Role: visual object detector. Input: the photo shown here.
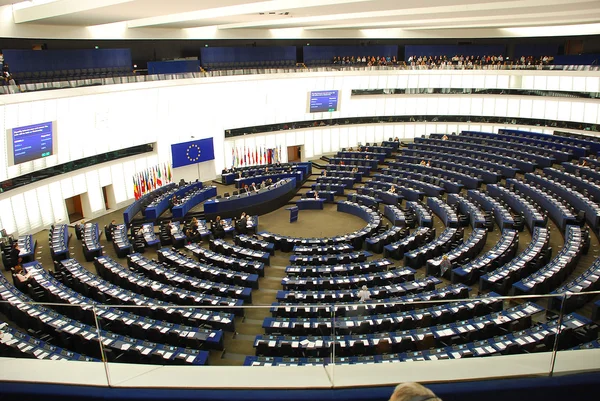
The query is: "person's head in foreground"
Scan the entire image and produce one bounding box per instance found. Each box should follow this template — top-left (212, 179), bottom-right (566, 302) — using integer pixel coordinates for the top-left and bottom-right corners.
top-left (389, 382), bottom-right (442, 401)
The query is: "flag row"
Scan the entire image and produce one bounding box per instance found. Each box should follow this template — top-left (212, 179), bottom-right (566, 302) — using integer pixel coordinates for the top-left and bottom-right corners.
top-left (133, 162), bottom-right (173, 200)
top-left (231, 145), bottom-right (282, 168)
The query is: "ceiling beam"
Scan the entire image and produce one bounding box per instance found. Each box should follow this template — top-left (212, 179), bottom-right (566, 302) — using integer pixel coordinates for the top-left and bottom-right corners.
top-left (127, 0), bottom-right (373, 29)
top-left (216, 0), bottom-right (596, 30)
top-left (13, 0), bottom-right (134, 23)
top-left (303, 8), bottom-right (600, 30)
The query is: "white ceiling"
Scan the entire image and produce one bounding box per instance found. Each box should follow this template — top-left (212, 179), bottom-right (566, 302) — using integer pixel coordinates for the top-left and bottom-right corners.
top-left (1, 0), bottom-right (600, 40)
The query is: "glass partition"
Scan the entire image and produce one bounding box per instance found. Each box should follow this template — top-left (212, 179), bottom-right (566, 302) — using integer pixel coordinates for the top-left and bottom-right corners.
top-left (1, 290), bottom-right (598, 387)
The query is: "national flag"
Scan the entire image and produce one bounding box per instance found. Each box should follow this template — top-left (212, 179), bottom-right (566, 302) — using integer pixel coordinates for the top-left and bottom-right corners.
top-left (255, 148), bottom-right (259, 165)
top-left (167, 163), bottom-right (172, 182)
top-left (157, 165), bottom-right (162, 186)
top-left (133, 176), bottom-right (138, 200)
top-left (153, 166), bottom-right (158, 187)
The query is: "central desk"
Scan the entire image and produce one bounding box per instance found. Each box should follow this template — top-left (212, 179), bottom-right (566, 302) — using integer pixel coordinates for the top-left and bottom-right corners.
top-left (296, 198), bottom-right (325, 210)
top-left (204, 178), bottom-right (297, 220)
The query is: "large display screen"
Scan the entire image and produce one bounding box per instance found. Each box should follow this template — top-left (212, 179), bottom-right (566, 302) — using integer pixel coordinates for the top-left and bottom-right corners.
top-left (8, 122), bottom-right (57, 166)
top-left (309, 90), bottom-right (339, 113)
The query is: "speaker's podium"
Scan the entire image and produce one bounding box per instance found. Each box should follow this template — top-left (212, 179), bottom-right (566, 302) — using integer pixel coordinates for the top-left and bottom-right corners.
top-left (286, 206), bottom-right (299, 223)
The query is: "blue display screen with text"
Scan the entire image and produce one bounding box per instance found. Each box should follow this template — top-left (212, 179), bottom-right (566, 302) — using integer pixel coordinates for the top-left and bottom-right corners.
top-left (309, 90), bottom-right (339, 112)
top-left (12, 122), bottom-right (54, 165)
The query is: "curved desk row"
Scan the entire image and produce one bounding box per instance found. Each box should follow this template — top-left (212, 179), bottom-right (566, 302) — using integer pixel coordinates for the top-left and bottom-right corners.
top-left (284, 259), bottom-right (394, 278)
top-left (426, 229), bottom-right (488, 277)
top-left (382, 166), bottom-right (463, 194)
top-left (276, 276), bottom-right (441, 304)
top-left (123, 183), bottom-right (176, 226)
top-left (262, 296), bottom-right (502, 336)
top-left (336, 151), bottom-right (386, 162)
top-left (222, 162), bottom-right (311, 185)
top-left (0, 273), bottom-right (209, 366)
top-left (479, 226), bottom-right (550, 294)
top-left (427, 196), bottom-right (459, 228)
top-left (281, 266), bottom-right (415, 291)
top-left (462, 131), bottom-right (574, 161)
top-left (467, 189), bottom-right (515, 230)
top-left (204, 178), bottom-right (297, 220)
top-left (58, 259), bottom-right (235, 332)
top-left (374, 172), bottom-right (444, 197)
top-left (395, 154), bottom-right (500, 184)
top-left (500, 129), bottom-right (590, 156)
top-left (526, 172), bottom-right (600, 231)
top-left (409, 140), bottom-right (536, 173)
top-left (144, 182), bottom-right (203, 220)
top-left (246, 312), bottom-right (592, 366)
top-left (446, 193), bottom-right (487, 229)
top-left (514, 225), bottom-right (587, 295)
top-left (270, 284), bottom-right (470, 318)
top-left (26, 261), bottom-right (224, 351)
top-left (487, 184), bottom-right (547, 230)
top-left (427, 134), bottom-right (554, 168)
top-left (452, 229), bottom-right (519, 285)
top-left (403, 147), bottom-right (519, 178)
top-left (171, 185), bottom-right (216, 219)
top-left (235, 171), bottom-right (304, 189)
top-left (406, 201), bottom-right (433, 228)
top-left (508, 179), bottom-right (577, 232)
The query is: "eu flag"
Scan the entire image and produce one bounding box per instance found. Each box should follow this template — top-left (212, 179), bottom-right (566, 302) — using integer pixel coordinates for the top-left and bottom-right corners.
top-left (171, 138), bottom-right (215, 168)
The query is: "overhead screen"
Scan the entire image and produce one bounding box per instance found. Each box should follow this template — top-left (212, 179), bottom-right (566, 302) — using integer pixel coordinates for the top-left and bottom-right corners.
top-left (309, 90), bottom-right (340, 113)
top-left (7, 121), bottom-right (57, 166)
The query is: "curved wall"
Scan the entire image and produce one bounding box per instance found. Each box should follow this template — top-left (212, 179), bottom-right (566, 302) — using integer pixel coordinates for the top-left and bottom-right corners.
top-left (1, 69), bottom-right (600, 235)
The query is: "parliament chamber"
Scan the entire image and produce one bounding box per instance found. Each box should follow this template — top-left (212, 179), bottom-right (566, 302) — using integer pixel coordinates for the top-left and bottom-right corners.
top-left (1, 1), bottom-right (600, 400)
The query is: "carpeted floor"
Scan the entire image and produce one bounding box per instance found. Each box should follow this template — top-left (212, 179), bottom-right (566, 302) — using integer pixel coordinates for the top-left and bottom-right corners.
top-left (2, 151), bottom-right (599, 366)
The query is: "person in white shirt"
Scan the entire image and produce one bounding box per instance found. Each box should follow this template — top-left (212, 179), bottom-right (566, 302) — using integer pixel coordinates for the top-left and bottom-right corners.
top-left (357, 285), bottom-right (370, 303)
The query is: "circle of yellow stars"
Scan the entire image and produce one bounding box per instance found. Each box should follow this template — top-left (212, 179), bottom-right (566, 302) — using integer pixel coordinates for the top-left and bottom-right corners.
top-left (186, 144), bottom-right (201, 162)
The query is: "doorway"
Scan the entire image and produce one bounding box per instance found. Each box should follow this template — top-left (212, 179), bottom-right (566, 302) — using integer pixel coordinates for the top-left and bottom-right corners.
top-left (287, 145), bottom-right (302, 163)
top-left (65, 195), bottom-right (84, 223)
top-left (102, 185), bottom-right (115, 211)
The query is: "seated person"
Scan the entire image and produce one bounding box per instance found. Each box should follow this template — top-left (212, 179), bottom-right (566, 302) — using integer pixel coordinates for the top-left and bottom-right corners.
top-left (170, 195), bottom-right (178, 207)
top-left (238, 171), bottom-right (243, 179)
top-left (394, 137), bottom-right (400, 142)
top-left (250, 182), bottom-right (259, 192)
top-left (388, 186), bottom-right (396, 194)
top-left (340, 161), bottom-right (345, 165)
top-left (420, 160), bottom-right (427, 166)
top-left (313, 191), bottom-right (320, 199)
top-left (321, 170), bottom-right (327, 177)
top-left (365, 155), bottom-right (370, 160)
top-left (351, 167), bottom-right (358, 174)
top-left (260, 180), bottom-right (267, 189)
top-left (265, 178), bottom-right (273, 186)
top-left (349, 147), bottom-right (354, 151)
top-left (14, 263), bottom-right (31, 284)
top-left (442, 134), bottom-right (449, 140)
top-left (580, 159), bottom-right (587, 167)
top-left (108, 219), bottom-right (118, 235)
top-left (426, 161), bottom-right (431, 167)
top-left (179, 178), bottom-right (186, 187)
